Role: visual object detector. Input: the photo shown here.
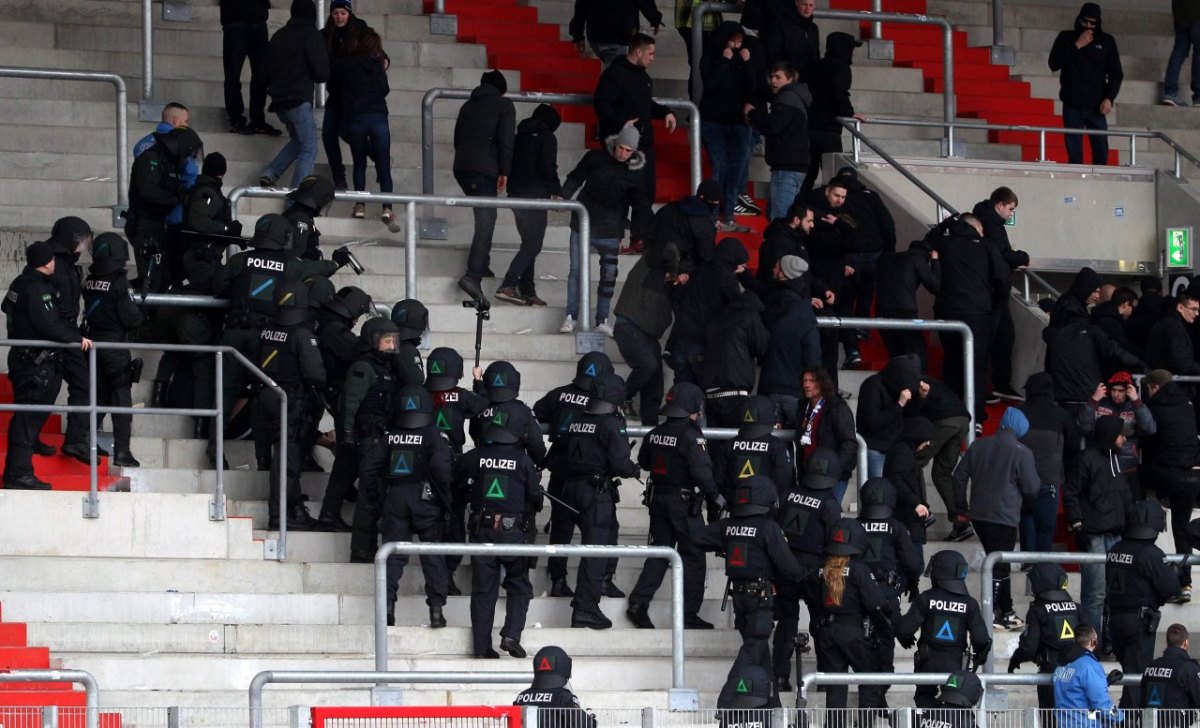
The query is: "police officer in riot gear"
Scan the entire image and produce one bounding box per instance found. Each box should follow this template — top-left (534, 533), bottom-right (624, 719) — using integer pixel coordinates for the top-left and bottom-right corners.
top-left (344, 318), bottom-right (403, 562)
top-left (897, 550), bottom-right (992, 708)
top-left (47, 216), bottom-right (99, 464)
top-left (283, 175), bottom-right (335, 260)
top-left (803, 518), bottom-right (891, 718)
top-left (536, 352), bottom-right (614, 598)
top-left (127, 126), bottom-right (203, 293)
top-left (694, 475), bottom-right (805, 678)
top-left (919, 671), bottom-right (984, 728)
top-left (1009, 563), bottom-right (1082, 710)
top-left (557, 370), bottom-right (639, 628)
top-left (857, 476), bottom-right (924, 708)
top-left (514, 646), bottom-right (597, 728)
top-left (391, 299), bottom-right (428, 388)
top-left (252, 280), bottom-right (324, 530)
top-left (715, 395), bottom-right (794, 501)
top-left (2, 241), bottom-right (93, 490)
top-left (627, 382), bottom-right (726, 630)
top-left (80, 233), bottom-right (144, 468)
top-left (470, 361), bottom-right (547, 471)
top-left (1107, 498), bottom-right (1182, 709)
top-left (772, 447), bottom-right (844, 691)
top-left (1140, 623), bottom-right (1200, 718)
top-left (459, 417), bottom-right (543, 658)
top-left (368, 384), bottom-right (454, 628)
top-left (716, 659), bottom-right (782, 728)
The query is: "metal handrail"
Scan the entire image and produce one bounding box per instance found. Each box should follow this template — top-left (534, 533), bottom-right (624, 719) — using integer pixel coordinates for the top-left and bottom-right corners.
top-left (225, 187), bottom-right (597, 333)
top-left (0, 670), bottom-right (99, 728)
top-left (691, 3), bottom-right (955, 139)
top-left (248, 671), bottom-right (530, 728)
top-left (1022, 269), bottom-right (1062, 303)
top-left (837, 119), bottom-right (960, 221)
top-left (979, 551), bottom-right (1200, 673)
top-left (421, 88), bottom-right (703, 197)
top-left (141, 0), bottom-right (153, 100)
top-left (374, 542), bottom-right (697, 709)
top-left (0, 67), bottom-right (129, 224)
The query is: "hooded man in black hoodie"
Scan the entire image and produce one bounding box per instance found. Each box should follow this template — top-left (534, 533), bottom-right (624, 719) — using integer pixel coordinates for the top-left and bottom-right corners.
top-left (1049, 2), bottom-right (1123, 164)
top-left (760, 0), bottom-right (820, 79)
top-left (703, 290), bottom-right (769, 427)
top-left (496, 104), bottom-right (562, 307)
top-left (876, 235), bottom-right (940, 370)
top-left (857, 355), bottom-right (920, 477)
top-left (260, 0), bottom-right (329, 189)
top-left (1018, 372), bottom-right (1079, 555)
top-left (802, 31), bottom-right (863, 194)
top-left (700, 23), bottom-right (757, 232)
top-left (646, 178), bottom-right (720, 276)
top-left (667, 237), bottom-right (748, 384)
top-left (971, 187), bottom-right (1029, 401)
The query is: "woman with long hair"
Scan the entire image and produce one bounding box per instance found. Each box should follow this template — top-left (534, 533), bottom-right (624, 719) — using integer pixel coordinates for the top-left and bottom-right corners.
top-left (334, 27), bottom-right (395, 225)
top-left (798, 366), bottom-right (858, 504)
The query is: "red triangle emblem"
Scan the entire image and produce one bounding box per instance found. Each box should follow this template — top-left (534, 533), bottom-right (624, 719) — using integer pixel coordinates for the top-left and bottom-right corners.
top-left (730, 545), bottom-right (746, 567)
top-left (833, 529), bottom-right (846, 543)
top-left (538, 657), bottom-right (553, 672)
top-left (652, 454), bottom-right (668, 476)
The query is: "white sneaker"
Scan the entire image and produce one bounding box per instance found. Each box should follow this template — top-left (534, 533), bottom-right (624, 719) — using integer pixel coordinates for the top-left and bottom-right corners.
top-left (596, 319), bottom-right (615, 338)
top-left (559, 315), bottom-right (577, 334)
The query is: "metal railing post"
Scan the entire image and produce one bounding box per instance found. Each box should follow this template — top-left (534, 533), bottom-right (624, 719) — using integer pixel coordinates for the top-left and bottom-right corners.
top-left (142, 0), bottom-right (153, 100)
top-left (215, 350), bottom-right (225, 512)
top-left (0, 670), bottom-right (99, 728)
top-left (421, 89), bottom-right (438, 195)
top-left (315, 0), bottom-right (326, 109)
top-left (278, 387), bottom-right (288, 560)
top-left (1039, 131), bottom-right (1047, 161)
top-left (872, 0), bottom-right (883, 38)
top-left (85, 344), bottom-right (99, 518)
top-left (41, 705), bottom-right (57, 728)
top-left (853, 119), bottom-right (862, 163)
top-left (405, 201), bottom-right (418, 300)
top-left (1129, 134), bottom-right (1137, 167)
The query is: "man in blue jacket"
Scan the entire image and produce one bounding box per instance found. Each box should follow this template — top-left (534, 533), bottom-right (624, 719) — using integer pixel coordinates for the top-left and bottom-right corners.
top-left (1054, 623), bottom-right (1123, 728)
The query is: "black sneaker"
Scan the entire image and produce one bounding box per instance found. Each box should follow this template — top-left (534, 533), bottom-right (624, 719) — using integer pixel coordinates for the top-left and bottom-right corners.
top-left (229, 117), bottom-right (249, 134)
top-left (601, 578), bottom-right (625, 598)
top-left (549, 578), bottom-right (574, 597)
top-left (249, 121), bottom-right (283, 137)
top-left (734, 194), bottom-right (761, 216)
top-left (111, 451), bottom-right (141, 468)
top-left (946, 521), bottom-right (975, 542)
top-left (61, 442), bottom-right (109, 464)
top-left (258, 175), bottom-right (276, 189)
top-left (33, 439), bottom-right (56, 457)
top-left (842, 353), bottom-right (863, 370)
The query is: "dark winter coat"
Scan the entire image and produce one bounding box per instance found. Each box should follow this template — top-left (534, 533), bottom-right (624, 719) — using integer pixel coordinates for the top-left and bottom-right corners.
top-left (1048, 3), bottom-right (1124, 110)
top-left (569, 0), bottom-right (663, 45)
top-left (876, 238), bottom-right (940, 316)
top-left (747, 81), bottom-right (811, 172)
top-left (593, 55), bottom-right (671, 143)
top-left (1045, 305), bottom-right (1142, 402)
top-left (1145, 311), bottom-right (1200, 375)
top-left (856, 357), bottom-right (920, 453)
top-left (671, 238), bottom-right (749, 346)
top-left (1064, 415), bottom-right (1132, 535)
top-left (971, 199), bottom-right (1029, 273)
top-left (1018, 371), bottom-right (1079, 486)
top-left (1143, 381), bottom-right (1200, 469)
top-left (807, 32), bottom-right (858, 134)
top-left (756, 219), bottom-right (810, 285)
top-left (930, 217), bottom-right (1008, 316)
top-left (759, 279), bottom-right (821, 398)
top-left (265, 5), bottom-right (330, 112)
top-left (561, 135), bottom-right (652, 239)
top-left (334, 52), bottom-right (389, 118)
top-left (508, 105), bottom-right (563, 199)
top-left (700, 22), bottom-right (757, 125)
top-left (760, 6), bottom-right (820, 80)
top-left (886, 417), bottom-right (935, 543)
top-left (613, 254), bottom-right (674, 339)
top-left (838, 172), bottom-right (896, 255)
top-left (1091, 301), bottom-right (1135, 357)
top-left (648, 195), bottom-right (717, 274)
top-left (917, 377), bottom-right (970, 421)
top-left (452, 83), bottom-right (516, 178)
top-left (323, 15), bottom-right (372, 104)
top-left (703, 290), bottom-right (770, 392)
top-left (808, 396), bottom-right (858, 481)
top-left (220, 0), bottom-right (269, 24)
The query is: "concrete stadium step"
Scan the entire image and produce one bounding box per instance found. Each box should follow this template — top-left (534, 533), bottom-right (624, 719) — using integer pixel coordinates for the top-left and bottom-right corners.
top-left (930, 0), bottom-right (1171, 35)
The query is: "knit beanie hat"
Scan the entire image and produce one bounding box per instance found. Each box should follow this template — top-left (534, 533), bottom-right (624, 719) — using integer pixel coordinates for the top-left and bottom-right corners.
top-left (615, 124), bottom-right (640, 150)
top-left (202, 152), bottom-right (227, 178)
top-left (480, 70), bottom-right (507, 93)
top-left (999, 407), bottom-right (1029, 438)
top-left (26, 241), bottom-right (54, 268)
top-left (331, 0), bottom-right (352, 10)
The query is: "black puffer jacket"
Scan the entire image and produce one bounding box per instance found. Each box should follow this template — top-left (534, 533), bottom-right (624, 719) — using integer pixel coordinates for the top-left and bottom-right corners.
top-left (561, 135), bottom-right (653, 239)
top-left (671, 238), bottom-right (749, 347)
top-left (1064, 414), bottom-right (1131, 535)
top-left (837, 170), bottom-right (896, 255)
top-left (703, 289), bottom-right (769, 392)
top-left (930, 217), bottom-right (1008, 316)
top-left (857, 356), bottom-right (920, 453)
top-left (971, 199), bottom-right (1029, 273)
top-left (886, 416), bottom-right (934, 543)
top-left (1145, 311), bottom-right (1200, 375)
top-left (1048, 2), bottom-right (1123, 110)
top-left (508, 105), bottom-right (562, 199)
top-left (1017, 372), bottom-right (1078, 485)
top-left (807, 32), bottom-right (857, 133)
top-left (1143, 381), bottom-right (1200, 469)
top-left (876, 238), bottom-right (940, 316)
top-left (593, 55), bottom-right (671, 142)
top-left (265, 1), bottom-right (330, 112)
top-left (760, 4), bottom-right (820, 79)
top-left (452, 82), bottom-right (516, 178)
top-left (648, 195), bottom-right (717, 274)
top-left (1090, 300), bottom-right (1135, 357)
top-left (747, 81), bottom-right (811, 172)
top-left (700, 22), bottom-right (757, 125)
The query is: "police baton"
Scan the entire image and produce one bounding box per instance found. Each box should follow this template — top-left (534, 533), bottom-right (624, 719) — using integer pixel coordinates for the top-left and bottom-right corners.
top-left (540, 487), bottom-right (580, 515)
top-left (461, 298), bottom-right (491, 369)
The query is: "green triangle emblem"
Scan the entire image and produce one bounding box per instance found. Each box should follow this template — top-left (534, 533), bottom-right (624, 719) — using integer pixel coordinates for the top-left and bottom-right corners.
top-left (736, 678), bottom-right (750, 694)
top-left (430, 361), bottom-right (443, 374)
top-left (492, 411), bottom-right (505, 426)
top-left (435, 410), bottom-right (451, 431)
top-left (485, 478), bottom-right (505, 499)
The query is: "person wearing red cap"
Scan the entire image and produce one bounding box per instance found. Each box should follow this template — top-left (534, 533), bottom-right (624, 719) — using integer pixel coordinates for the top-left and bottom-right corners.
top-left (1076, 370), bottom-right (1156, 500)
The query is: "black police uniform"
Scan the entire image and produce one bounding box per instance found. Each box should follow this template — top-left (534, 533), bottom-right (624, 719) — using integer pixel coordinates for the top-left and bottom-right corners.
top-left (897, 551), bottom-right (992, 709)
top-left (365, 386), bottom-right (454, 625)
top-left (536, 353), bottom-right (613, 593)
top-left (1010, 564), bottom-right (1081, 710)
top-left (1141, 644), bottom-right (1200, 722)
top-left (628, 382), bottom-right (724, 628)
top-left (127, 127), bottom-right (203, 293)
top-left (283, 176), bottom-right (334, 261)
top-left (514, 646), bottom-right (597, 728)
top-left (80, 234), bottom-right (144, 464)
top-left (2, 244), bottom-right (84, 488)
top-left (715, 659), bottom-right (782, 728)
top-left (460, 424), bottom-right (543, 657)
top-left (46, 217), bottom-right (94, 460)
top-left (803, 519), bottom-right (891, 715)
top-left (391, 300), bottom-right (429, 389)
top-left (252, 282), bottom-right (325, 529)
top-left (771, 447), bottom-right (843, 687)
top-left (694, 476), bottom-right (805, 678)
top-left (715, 396), bottom-right (794, 502)
top-left (1106, 501), bottom-right (1182, 709)
top-left (343, 319), bottom-right (404, 561)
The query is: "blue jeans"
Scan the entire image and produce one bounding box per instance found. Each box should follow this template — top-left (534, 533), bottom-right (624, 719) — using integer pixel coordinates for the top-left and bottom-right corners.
top-left (1019, 483), bottom-right (1060, 553)
top-left (768, 394), bottom-right (800, 428)
top-left (701, 121), bottom-right (753, 221)
top-left (1062, 104), bottom-right (1109, 165)
top-left (866, 448), bottom-right (886, 478)
top-left (263, 102), bottom-right (318, 188)
top-left (769, 169), bottom-right (805, 221)
top-left (1080, 532), bottom-right (1121, 630)
top-left (567, 232), bottom-right (619, 324)
top-left (344, 113), bottom-right (393, 199)
top-left (833, 479), bottom-right (849, 506)
top-left (1165, 23), bottom-right (1200, 100)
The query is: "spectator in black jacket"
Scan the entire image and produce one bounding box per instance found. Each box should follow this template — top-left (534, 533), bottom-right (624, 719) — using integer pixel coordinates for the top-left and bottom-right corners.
top-left (857, 355), bottom-right (919, 477)
top-left (1090, 286), bottom-right (1138, 359)
top-left (260, 0), bottom-right (329, 189)
top-left (761, 0), bottom-right (819, 80)
top-left (703, 289), bottom-right (769, 427)
top-left (613, 248), bottom-right (679, 425)
top-left (1048, 266), bottom-right (1102, 331)
top-left (885, 415), bottom-right (934, 555)
top-left (915, 376), bottom-right (971, 539)
top-left (1065, 413), bottom-right (1133, 628)
top-left (1130, 275), bottom-right (1169, 355)
top-left (667, 237), bottom-right (748, 382)
top-left (594, 34), bottom-right (677, 207)
top-left (746, 62), bottom-right (811, 220)
top-left (760, 255), bottom-right (821, 426)
top-left (646, 178), bottom-right (719, 276)
top-left (834, 167), bottom-right (896, 327)
top-left (972, 187), bottom-right (1029, 401)
top-left (802, 32), bottom-right (863, 194)
top-left (797, 366), bottom-right (858, 504)
top-left (335, 27), bottom-right (393, 224)
top-left (806, 179), bottom-right (861, 374)
top-left (570, 0), bottom-right (663, 68)
top-left (1018, 372), bottom-right (1080, 555)
top-left (876, 237), bottom-right (940, 370)
top-left (453, 70), bottom-right (516, 303)
top-left (219, 0), bottom-right (276, 135)
top-left (1145, 293), bottom-right (1200, 375)
top-left (1048, 2), bottom-right (1123, 164)
top-left (700, 22), bottom-right (757, 232)
top-left (1142, 369), bottom-right (1200, 597)
top-left (754, 202), bottom-right (814, 290)
top-left (496, 104), bottom-right (563, 307)
top-left (322, 1), bottom-right (381, 192)
top-left (1076, 370), bottom-right (1155, 499)
top-left (560, 125), bottom-right (654, 335)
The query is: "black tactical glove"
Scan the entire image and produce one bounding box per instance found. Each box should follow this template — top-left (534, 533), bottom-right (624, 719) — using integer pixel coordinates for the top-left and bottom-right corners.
top-left (341, 431), bottom-right (356, 448)
top-left (1008, 655), bottom-right (1021, 673)
top-left (226, 220), bottom-right (243, 237)
top-left (973, 645), bottom-right (990, 672)
top-left (896, 632), bottom-right (915, 650)
top-left (332, 246), bottom-right (364, 274)
top-left (1106, 669), bottom-right (1124, 686)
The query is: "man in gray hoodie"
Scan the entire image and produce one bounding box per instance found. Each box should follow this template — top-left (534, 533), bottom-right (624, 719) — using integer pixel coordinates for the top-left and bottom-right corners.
top-left (953, 407), bottom-right (1041, 630)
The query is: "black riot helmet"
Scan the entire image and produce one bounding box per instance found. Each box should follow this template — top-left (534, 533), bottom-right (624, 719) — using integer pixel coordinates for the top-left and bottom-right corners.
top-left (738, 395), bottom-right (776, 438)
top-left (309, 277), bottom-right (336, 312)
top-left (49, 216), bottom-right (94, 254)
top-left (274, 280), bottom-right (310, 327)
top-left (1028, 563), bottom-right (1072, 602)
top-left (584, 372), bottom-right (626, 415)
top-left (484, 416), bottom-right (521, 445)
top-left (286, 175), bottom-right (336, 214)
top-left (334, 286), bottom-right (374, 320)
top-left (859, 477), bottom-right (897, 519)
top-left (732, 475), bottom-right (777, 517)
top-left (154, 126), bottom-right (203, 163)
top-left (531, 646), bottom-right (573, 689)
top-left (937, 670), bottom-right (983, 708)
top-left (89, 232), bottom-right (130, 276)
top-left (249, 213), bottom-right (294, 250)
top-left (802, 447), bottom-right (841, 490)
top-left (425, 347), bottom-right (464, 392)
top-left (483, 361), bottom-right (521, 403)
top-left (1126, 498), bottom-right (1167, 540)
top-left (660, 381), bottom-right (705, 418)
top-left (360, 318), bottom-right (400, 356)
top-left (395, 385), bottom-right (433, 428)
top-left (573, 351), bottom-right (614, 390)
top-left (826, 518), bottom-right (867, 556)
top-left (926, 550), bottom-right (970, 595)
top-left (391, 299), bottom-right (429, 341)
top-left (720, 662), bottom-right (775, 709)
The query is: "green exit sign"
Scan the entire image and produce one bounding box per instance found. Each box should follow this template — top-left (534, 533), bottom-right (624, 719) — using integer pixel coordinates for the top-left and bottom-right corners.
top-left (1167, 227), bottom-right (1193, 269)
